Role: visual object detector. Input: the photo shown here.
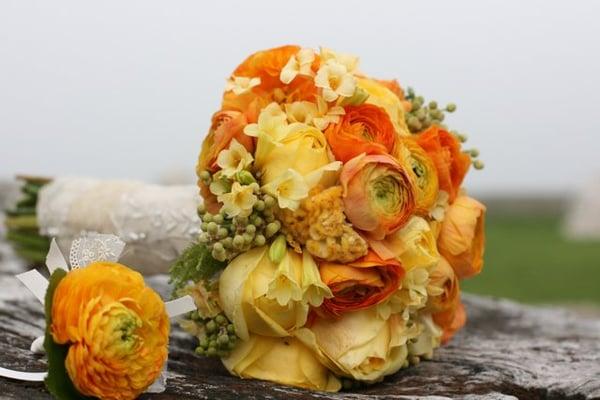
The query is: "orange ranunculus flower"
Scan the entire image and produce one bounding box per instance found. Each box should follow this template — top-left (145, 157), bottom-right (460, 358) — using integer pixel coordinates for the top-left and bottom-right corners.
top-left (222, 45), bottom-right (319, 112)
top-left (416, 125), bottom-right (471, 202)
top-left (432, 297), bottom-right (466, 344)
top-left (318, 250), bottom-right (405, 317)
top-left (325, 104), bottom-right (397, 163)
top-left (340, 153), bottom-right (416, 240)
top-left (437, 195), bottom-right (486, 279)
top-left (396, 137), bottom-right (439, 214)
top-left (51, 262), bottom-right (169, 400)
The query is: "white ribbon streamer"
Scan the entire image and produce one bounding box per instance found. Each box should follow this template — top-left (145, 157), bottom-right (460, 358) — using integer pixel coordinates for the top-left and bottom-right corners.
top-left (0, 367), bottom-right (46, 382)
top-left (15, 270), bottom-right (48, 305)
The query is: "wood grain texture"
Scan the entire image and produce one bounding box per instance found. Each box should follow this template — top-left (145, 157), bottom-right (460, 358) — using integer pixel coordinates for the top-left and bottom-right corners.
top-left (0, 240), bottom-right (598, 400)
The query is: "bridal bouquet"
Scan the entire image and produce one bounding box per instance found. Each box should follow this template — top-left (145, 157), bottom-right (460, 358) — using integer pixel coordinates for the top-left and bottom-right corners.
top-left (171, 45), bottom-right (486, 392)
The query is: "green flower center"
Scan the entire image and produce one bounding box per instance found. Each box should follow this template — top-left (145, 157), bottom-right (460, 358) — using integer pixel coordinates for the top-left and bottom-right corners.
top-left (369, 175), bottom-right (400, 211)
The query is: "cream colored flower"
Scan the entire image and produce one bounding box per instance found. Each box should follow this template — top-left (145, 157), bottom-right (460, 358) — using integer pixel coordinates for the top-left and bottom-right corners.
top-left (219, 246), bottom-right (332, 341)
top-left (280, 48), bottom-right (315, 84)
top-left (243, 102), bottom-right (288, 140)
top-left (315, 61), bottom-right (356, 102)
top-left (225, 76), bottom-right (261, 95)
top-left (222, 334), bottom-right (341, 392)
top-left (216, 139), bottom-right (254, 177)
top-left (284, 98), bottom-right (345, 131)
top-left (296, 308), bottom-right (417, 382)
top-left (312, 96), bottom-right (345, 130)
top-left (285, 101), bottom-right (319, 125)
top-left (261, 168), bottom-right (309, 210)
top-left (407, 314), bottom-right (442, 359)
top-left (378, 267), bottom-right (430, 321)
top-left (429, 190), bottom-right (450, 221)
top-left (300, 251), bottom-right (332, 307)
top-left (320, 47), bottom-right (360, 74)
top-left (217, 182), bottom-right (257, 217)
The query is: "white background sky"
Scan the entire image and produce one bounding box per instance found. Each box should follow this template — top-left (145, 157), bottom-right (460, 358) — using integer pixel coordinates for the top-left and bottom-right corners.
top-left (1, 0), bottom-right (599, 195)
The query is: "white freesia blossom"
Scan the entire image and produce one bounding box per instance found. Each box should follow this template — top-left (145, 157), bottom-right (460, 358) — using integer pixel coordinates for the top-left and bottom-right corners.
top-left (261, 168), bottom-right (309, 210)
top-left (217, 182), bottom-right (257, 217)
top-left (320, 47), bottom-right (360, 73)
top-left (243, 102), bottom-right (288, 140)
top-left (225, 76), bottom-right (261, 95)
top-left (216, 139), bottom-right (254, 177)
top-left (280, 48), bottom-right (315, 84)
top-left (315, 61), bottom-right (356, 102)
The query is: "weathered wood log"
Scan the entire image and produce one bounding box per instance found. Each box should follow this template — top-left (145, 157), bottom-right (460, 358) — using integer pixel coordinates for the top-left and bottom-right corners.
top-left (0, 240), bottom-right (598, 400)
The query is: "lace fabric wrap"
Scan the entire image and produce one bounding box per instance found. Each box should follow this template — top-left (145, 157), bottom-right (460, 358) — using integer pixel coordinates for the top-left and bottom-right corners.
top-left (37, 177), bottom-right (201, 274)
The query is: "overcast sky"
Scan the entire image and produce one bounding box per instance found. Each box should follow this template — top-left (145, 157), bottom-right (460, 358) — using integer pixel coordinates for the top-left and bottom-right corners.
top-left (1, 0), bottom-right (599, 195)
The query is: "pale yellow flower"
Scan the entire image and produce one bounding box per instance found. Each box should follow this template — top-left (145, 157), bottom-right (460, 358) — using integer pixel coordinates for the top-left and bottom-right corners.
top-left (243, 102), bottom-right (288, 140)
top-left (217, 182), bottom-right (257, 217)
top-left (285, 101), bottom-right (319, 125)
top-left (312, 96), bottom-right (345, 131)
top-left (261, 168), bottom-right (309, 210)
top-left (219, 246), bottom-right (331, 340)
top-left (256, 122), bottom-right (341, 194)
top-left (315, 61), bottom-right (356, 102)
top-left (222, 334), bottom-right (341, 392)
top-left (429, 190), bottom-right (450, 221)
top-left (225, 76), bottom-right (261, 95)
top-left (407, 314), bottom-right (442, 358)
top-left (284, 98), bottom-right (345, 131)
top-left (279, 48), bottom-right (315, 84)
top-left (357, 77), bottom-right (410, 136)
top-left (216, 139), bottom-right (254, 177)
top-left (300, 251), bottom-right (332, 307)
top-left (378, 267), bottom-right (430, 321)
top-left (320, 47), bottom-right (360, 74)
top-left (296, 308), bottom-right (417, 382)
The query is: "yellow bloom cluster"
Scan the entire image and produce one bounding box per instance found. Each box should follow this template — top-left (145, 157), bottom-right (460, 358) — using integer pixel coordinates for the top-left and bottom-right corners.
top-left (192, 45), bottom-right (487, 392)
top-left (277, 186), bottom-right (368, 263)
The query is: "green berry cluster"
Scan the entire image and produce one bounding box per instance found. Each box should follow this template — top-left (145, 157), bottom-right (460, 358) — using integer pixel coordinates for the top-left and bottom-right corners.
top-left (192, 312), bottom-right (238, 357)
top-left (197, 170), bottom-right (282, 262)
top-left (405, 87), bottom-right (456, 133)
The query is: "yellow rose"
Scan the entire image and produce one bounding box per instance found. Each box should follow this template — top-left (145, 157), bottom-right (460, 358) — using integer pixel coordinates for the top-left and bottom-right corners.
top-left (296, 308), bottom-right (416, 382)
top-left (50, 262), bottom-right (169, 400)
top-left (219, 246), bottom-right (331, 341)
top-left (255, 122), bottom-right (341, 193)
top-left (222, 334), bottom-right (341, 392)
top-left (437, 195), bottom-right (486, 279)
top-left (357, 77), bottom-right (411, 137)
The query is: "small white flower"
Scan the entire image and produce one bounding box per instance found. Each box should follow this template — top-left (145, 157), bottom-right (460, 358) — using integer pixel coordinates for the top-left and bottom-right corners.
top-left (225, 76), bottom-right (261, 95)
top-left (320, 47), bottom-right (360, 73)
top-left (261, 168), bottom-right (309, 210)
top-left (218, 182), bottom-right (257, 217)
top-left (216, 139), bottom-right (254, 177)
top-left (315, 61), bottom-right (356, 102)
top-left (279, 48), bottom-right (315, 84)
top-left (243, 102), bottom-right (288, 140)
top-left (312, 96), bottom-right (346, 130)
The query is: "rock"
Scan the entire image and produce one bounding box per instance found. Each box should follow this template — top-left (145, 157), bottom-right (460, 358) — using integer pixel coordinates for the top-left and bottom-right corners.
top-left (0, 241), bottom-right (598, 400)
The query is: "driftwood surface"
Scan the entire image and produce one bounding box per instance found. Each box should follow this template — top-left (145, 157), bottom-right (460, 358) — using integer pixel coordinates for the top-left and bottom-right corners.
top-left (0, 240), bottom-right (599, 400)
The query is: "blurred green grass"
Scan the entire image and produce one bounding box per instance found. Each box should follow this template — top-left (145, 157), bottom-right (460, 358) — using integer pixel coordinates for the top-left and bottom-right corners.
top-left (461, 214), bottom-right (600, 304)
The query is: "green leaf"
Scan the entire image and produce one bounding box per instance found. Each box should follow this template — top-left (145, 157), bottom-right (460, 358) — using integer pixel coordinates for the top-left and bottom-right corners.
top-left (43, 269), bottom-right (92, 400)
top-left (169, 243), bottom-right (226, 297)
